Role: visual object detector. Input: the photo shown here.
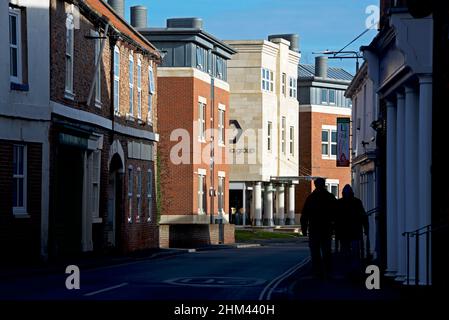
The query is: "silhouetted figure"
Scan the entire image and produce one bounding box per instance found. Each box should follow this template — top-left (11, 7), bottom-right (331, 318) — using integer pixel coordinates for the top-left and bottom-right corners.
top-left (336, 184), bottom-right (369, 277)
top-left (300, 178), bottom-right (337, 278)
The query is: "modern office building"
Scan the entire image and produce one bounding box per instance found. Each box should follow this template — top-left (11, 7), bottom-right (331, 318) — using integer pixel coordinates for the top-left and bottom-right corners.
top-left (224, 35), bottom-right (300, 226)
top-left (296, 56), bottom-right (353, 220)
top-left (138, 18), bottom-right (237, 247)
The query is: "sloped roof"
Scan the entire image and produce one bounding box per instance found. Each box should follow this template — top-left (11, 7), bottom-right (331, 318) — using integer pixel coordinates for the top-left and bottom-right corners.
top-left (299, 64), bottom-right (353, 81)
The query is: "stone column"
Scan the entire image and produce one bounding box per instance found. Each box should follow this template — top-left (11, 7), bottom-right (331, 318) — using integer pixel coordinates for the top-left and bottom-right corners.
top-left (253, 182), bottom-right (262, 226)
top-left (287, 184), bottom-right (295, 225)
top-left (395, 92), bottom-right (407, 282)
top-left (404, 85), bottom-right (419, 284)
top-left (263, 183), bottom-right (274, 226)
top-left (275, 185), bottom-right (285, 225)
top-left (418, 75), bottom-right (433, 284)
top-left (385, 99), bottom-right (398, 277)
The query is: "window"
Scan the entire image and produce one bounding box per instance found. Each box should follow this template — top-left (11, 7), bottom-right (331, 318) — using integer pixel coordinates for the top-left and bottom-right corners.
top-left (13, 145), bottom-right (27, 215)
top-left (196, 46), bottom-right (205, 71)
top-left (322, 126), bottom-right (337, 158)
top-left (65, 13), bottom-right (74, 94)
top-left (113, 46), bottom-right (120, 113)
top-left (261, 68), bottom-right (274, 92)
top-left (326, 183), bottom-right (339, 198)
top-left (289, 77), bottom-right (297, 98)
top-left (9, 8), bottom-right (22, 84)
top-left (198, 172), bottom-right (206, 214)
top-left (282, 73), bottom-right (287, 96)
top-left (128, 54), bottom-right (134, 116)
top-left (198, 102), bottom-right (206, 142)
top-left (218, 108), bottom-right (225, 146)
top-left (90, 150), bottom-right (101, 220)
top-left (93, 30), bottom-right (101, 105)
top-left (148, 65), bottom-right (155, 124)
top-left (267, 121), bottom-right (272, 151)
top-left (147, 169), bottom-right (153, 222)
top-left (137, 58), bottom-right (142, 119)
top-left (137, 168), bottom-right (142, 220)
top-left (329, 89), bottom-right (336, 105)
top-left (289, 126), bottom-right (294, 156)
top-left (128, 166), bottom-right (133, 222)
top-left (218, 175), bottom-right (225, 215)
top-left (281, 117), bottom-right (286, 154)
top-left (216, 56), bottom-right (224, 80)
top-left (321, 88), bottom-right (328, 104)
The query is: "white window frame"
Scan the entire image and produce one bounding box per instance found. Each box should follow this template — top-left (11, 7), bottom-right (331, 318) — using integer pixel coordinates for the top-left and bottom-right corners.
top-left (322, 125), bottom-right (337, 159)
top-left (289, 77), bottom-right (297, 98)
top-left (198, 100), bottom-right (206, 143)
top-left (267, 121), bottom-right (272, 152)
top-left (148, 64), bottom-right (155, 124)
top-left (147, 169), bottom-right (153, 222)
top-left (321, 88), bottom-right (329, 105)
top-left (326, 179), bottom-right (340, 198)
top-left (136, 167), bottom-right (142, 221)
top-left (128, 165), bottom-right (133, 223)
top-left (197, 169), bottom-right (207, 215)
top-left (218, 173), bottom-right (225, 215)
top-left (281, 73), bottom-right (287, 96)
top-left (196, 46), bottom-right (204, 70)
top-left (90, 150), bottom-right (101, 222)
top-left (218, 104), bottom-right (225, 147)
top-left (113, 46), bottom-right (120, 114)
top-left (65, 12), bottom-right (75, 96)
top-left (329, 89), bottom-right (336, 105)
top-left (13, 144), bottom-right (27, 215)
top-left (9, 7), bottom-right (22, 84)
top-left (261, 68), bottom-right (274, 92)
top-left (128, 54), bottom-right (134, 117)
top-left (137, 58), bottom-right (142, 119)
top-left (281, 117), bottom-right (286, 154)
top-left (289, 126), bottom-right (294, 156)
top-left (93, 30), bottom-right (102, 107)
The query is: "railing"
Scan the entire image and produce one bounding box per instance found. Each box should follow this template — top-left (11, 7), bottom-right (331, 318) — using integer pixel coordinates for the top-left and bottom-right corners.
top-left (402, 223), bottom-right (449, 286)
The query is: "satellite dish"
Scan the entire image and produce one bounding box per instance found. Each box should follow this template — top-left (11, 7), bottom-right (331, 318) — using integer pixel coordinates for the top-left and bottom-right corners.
top-left (407, 0), bottom-right (433, 18)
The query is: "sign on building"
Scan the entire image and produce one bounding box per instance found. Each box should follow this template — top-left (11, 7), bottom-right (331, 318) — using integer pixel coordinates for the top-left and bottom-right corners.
top-left (337, 117), bottom-right (350, 167)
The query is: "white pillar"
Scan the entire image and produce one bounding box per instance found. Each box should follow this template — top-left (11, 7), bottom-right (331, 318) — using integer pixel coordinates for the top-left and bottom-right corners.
top-left (276, 185), bottom-right (285, 225)
top-left (404, 85), bottom-right (419, 284)
top-left (242, 184), bottom-right (247, 226)
top-left (287, 184), bottom-right (295, 225)
top-left (385, 100), bottom-right (398, 276)
top-left (263, 183), bottom-right (274, 226)
top-left (395, 92), bottom-right (407, 282)
top-left (253, 182), bottom-right (262, 226)
top-left (418, 75), bottom-right (432, 284)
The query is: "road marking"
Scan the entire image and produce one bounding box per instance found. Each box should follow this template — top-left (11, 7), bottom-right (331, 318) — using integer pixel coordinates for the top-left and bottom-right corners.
top-left (83, 282), bottom-right (128, 297)
top-left (258, 257), bottom-right (311, 301)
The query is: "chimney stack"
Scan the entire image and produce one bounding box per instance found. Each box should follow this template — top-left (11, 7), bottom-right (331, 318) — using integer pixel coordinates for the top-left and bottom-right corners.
top-left (108, 0), bottom-right (125, 18)
top-left (267, 34), bottom-right (300, 52)
top-left (315, 56), bottom-right (328, 78)
top-left (131, 5), bottom-right (148, 28)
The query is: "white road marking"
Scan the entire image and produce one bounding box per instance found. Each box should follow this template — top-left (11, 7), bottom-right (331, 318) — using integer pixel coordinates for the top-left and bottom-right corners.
top-left (258, 257), bottom-right (311, 301)
top-left (84, 282), bottom-right (129, 297)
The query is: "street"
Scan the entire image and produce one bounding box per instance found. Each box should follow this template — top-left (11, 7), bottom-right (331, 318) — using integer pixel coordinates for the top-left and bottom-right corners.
top-left (0, 241), bottom-right (310, 300)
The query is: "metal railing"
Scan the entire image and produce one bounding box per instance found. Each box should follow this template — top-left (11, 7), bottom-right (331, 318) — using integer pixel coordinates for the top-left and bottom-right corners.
top-left (402, 223), bottom-right (449, 286)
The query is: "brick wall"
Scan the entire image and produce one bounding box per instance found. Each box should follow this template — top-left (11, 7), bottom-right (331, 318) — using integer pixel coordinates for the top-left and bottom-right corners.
top-left (0, 141), bottom-right (42, 262)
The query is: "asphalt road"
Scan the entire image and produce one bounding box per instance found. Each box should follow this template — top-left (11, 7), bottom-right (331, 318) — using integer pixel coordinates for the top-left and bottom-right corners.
top-left (0, 241), bottom-right (310, 300)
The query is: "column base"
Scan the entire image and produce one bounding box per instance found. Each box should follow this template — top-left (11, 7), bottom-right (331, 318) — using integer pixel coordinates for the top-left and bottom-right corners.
top-left (263, 219), bottom-right (274, 227)
top-left (275, 218), bottom-right (285, 226)
top-left (285, 218), bottom-right (295, 225)
top-left (254, 219), bottom-right (262, 226)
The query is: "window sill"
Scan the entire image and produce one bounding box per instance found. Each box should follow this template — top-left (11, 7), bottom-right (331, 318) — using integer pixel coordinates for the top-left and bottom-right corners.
top-left (322, 156), bottom-right (337, 160)
top-left (13, 213), bottom-right (31, 219)
top-left (64, 91), bottom-right (75, 101)
top-left (10, 82), bottom-right (29, 92)
top-left (125, 113), bottom-right (135, 122)
top-left (95, 100), bottom-right (102, 109)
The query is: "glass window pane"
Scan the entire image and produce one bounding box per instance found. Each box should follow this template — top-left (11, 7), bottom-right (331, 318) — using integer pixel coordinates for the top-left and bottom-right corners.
top-left (10, 47), bottom-right (18, 77)
top-left (331, 130), bottom-right (337, 143)
top-left (13, 178), bottom-right (18, 207)
top-left (321, 130), bottom-right (328, 142)
top-left (321, 89), bottom-right (328, 103)
top-left (331, 144), bottom-right (337, 156)
top-left (322, 144), bottom-right (328, 155)
top-left (10, 15), bottom-right (17, 45)
top-left (18, 178), bottom-right (24, 207)
top-left (329, 89), bottom-right (336, 103)
top-left (331, 185), bottom-right (338, 197)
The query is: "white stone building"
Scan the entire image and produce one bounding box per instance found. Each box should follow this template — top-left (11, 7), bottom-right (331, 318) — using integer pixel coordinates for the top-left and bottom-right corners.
top-left (225, 35), bottom-right (300, 226)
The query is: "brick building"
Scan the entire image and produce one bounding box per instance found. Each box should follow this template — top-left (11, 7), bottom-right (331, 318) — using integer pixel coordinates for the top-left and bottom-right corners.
top-left (296, 56), bottom-right (353, 220)
top-left (48, 0), bottom-right (160, 257)
top-left (0, 0), bottom-right (51, 262)
top-left (138, 18), bottom-right (236, 248)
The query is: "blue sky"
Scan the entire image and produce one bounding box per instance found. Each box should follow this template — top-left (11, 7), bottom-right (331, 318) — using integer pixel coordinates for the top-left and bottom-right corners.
top-left (125, 0), bottom-right (379, 74)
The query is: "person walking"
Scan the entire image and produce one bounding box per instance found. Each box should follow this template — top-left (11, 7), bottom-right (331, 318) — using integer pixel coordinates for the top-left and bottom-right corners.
top-left (335, 184), bottom-right (369, 279)
top-left (300, 177), bottom-right (337, 279)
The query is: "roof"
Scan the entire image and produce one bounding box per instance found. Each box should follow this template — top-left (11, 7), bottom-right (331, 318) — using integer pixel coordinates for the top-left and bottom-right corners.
top-left (83, 0), bottom-right (159, 57)
top-left (299, 64), bottom-right (353, 81)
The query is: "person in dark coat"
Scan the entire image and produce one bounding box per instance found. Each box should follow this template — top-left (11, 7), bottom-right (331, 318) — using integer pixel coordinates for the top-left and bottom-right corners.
top-left (300, 177), bottom-right (337, 278)
top-left (336, 184), bottom-right (369, 276)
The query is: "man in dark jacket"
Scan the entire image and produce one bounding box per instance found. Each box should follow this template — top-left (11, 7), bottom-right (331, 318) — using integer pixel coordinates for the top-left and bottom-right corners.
top-left (335, 184), bottom-right (368, 276)
top-left (300, 177), bottom-right (337, 278)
